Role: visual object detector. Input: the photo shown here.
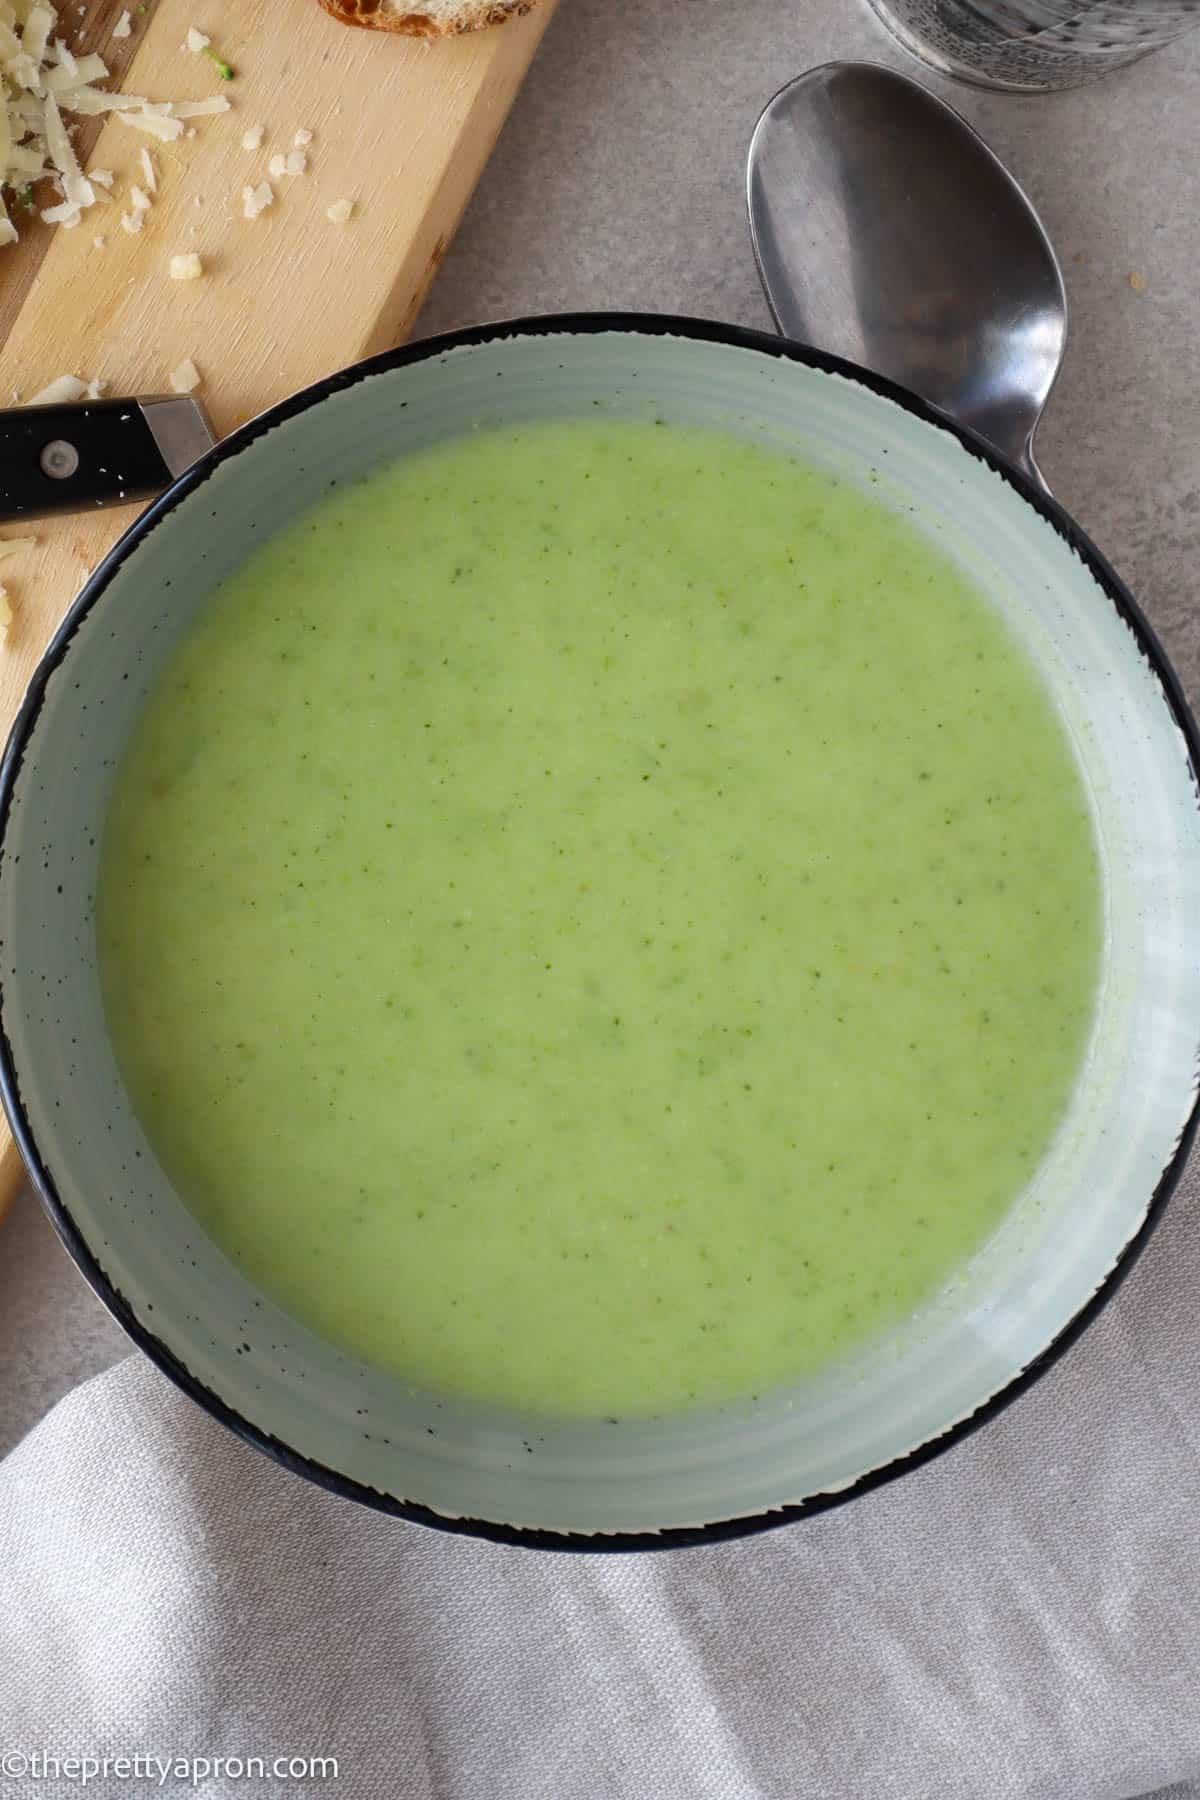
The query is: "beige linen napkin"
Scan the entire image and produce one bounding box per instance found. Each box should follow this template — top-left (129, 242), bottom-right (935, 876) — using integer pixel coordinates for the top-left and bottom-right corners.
top-left (1, 1161), bottom-right (1199, 1800)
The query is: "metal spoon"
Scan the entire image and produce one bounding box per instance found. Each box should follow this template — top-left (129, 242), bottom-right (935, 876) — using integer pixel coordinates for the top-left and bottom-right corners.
top-left (747, 61), bottom-right (1066, 493)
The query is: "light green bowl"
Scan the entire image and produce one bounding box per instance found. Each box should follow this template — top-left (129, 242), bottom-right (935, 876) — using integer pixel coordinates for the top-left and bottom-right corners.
top-left (2, 317), bottom-right (1198, 1548)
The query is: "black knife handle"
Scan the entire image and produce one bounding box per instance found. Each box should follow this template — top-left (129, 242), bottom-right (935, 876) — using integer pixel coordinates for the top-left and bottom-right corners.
top-left (0, 399), bottom-right (182, 523)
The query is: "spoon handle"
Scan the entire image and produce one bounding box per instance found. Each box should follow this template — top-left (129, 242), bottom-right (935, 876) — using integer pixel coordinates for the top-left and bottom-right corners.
top-left (1011, 443), bottom-right (1052, 497)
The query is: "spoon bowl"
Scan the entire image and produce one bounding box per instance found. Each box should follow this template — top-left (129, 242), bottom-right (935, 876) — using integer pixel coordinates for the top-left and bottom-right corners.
top-left (747, 61), bottom-right (1067, 491)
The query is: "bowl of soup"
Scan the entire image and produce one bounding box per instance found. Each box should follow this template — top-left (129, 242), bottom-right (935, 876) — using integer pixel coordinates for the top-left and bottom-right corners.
top-left (2, 316), bottom-right (1198, 1546)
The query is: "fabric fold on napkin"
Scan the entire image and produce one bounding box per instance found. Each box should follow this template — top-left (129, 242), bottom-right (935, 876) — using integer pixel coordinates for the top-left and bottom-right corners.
top-left (2, 1164), bottom-right (1200, 1800)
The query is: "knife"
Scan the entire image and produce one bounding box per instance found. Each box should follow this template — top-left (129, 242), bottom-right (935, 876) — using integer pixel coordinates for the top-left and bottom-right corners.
top-left (0, 396), bottom-right (215, 522)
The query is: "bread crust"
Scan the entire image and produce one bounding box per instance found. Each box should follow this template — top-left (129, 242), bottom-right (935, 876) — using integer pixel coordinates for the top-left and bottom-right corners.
top-left (318, 0), bottom-right (535, 34)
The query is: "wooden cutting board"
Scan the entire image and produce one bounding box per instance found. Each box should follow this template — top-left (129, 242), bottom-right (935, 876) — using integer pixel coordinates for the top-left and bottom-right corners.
top-left (0, 0), bottom-right (557, 1230)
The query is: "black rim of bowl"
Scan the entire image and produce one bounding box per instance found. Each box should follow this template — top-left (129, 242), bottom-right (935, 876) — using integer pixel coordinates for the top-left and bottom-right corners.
top-left (2, 312), bottom-right (1198, 1552)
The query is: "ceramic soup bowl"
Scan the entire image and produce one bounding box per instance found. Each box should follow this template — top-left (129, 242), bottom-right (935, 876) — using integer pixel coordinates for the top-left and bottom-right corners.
top-left (2, 317), bottom-right (1198, 1547)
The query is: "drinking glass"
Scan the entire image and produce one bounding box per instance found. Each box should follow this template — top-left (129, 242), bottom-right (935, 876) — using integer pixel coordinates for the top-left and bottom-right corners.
top-left (866, 0), bottom-right (1199, 89)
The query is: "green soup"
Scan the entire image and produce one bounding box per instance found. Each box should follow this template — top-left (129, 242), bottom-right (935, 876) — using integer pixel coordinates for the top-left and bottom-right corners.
top-left (97, 420), bottom-right (1101, 1418)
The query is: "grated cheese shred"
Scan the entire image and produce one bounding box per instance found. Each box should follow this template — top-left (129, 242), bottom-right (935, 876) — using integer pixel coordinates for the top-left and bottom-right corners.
top-left (242, 179), bottom-right (271, 219)
top-left (169, 356), bottom-right (201, 393)
top-left (0, 1), bottom-right (230, 246)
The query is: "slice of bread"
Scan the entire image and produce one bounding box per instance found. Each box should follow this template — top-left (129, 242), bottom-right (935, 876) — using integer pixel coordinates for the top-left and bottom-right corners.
top-left (319, 0), bottom-right (535, 34)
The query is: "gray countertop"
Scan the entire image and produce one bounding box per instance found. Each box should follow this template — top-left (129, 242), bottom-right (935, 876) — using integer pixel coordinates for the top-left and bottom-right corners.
top-left (1, 9), bottom-right (1197, 1784)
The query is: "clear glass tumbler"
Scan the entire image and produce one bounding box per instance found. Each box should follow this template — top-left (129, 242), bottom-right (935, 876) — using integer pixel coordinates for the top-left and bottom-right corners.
top-left (866, 0), bottom-right (1199, 89)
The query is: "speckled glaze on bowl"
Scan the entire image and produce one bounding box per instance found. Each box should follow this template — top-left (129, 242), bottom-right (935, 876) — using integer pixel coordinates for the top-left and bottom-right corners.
top-left (1, 317), bottom-right (1199, 1549)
